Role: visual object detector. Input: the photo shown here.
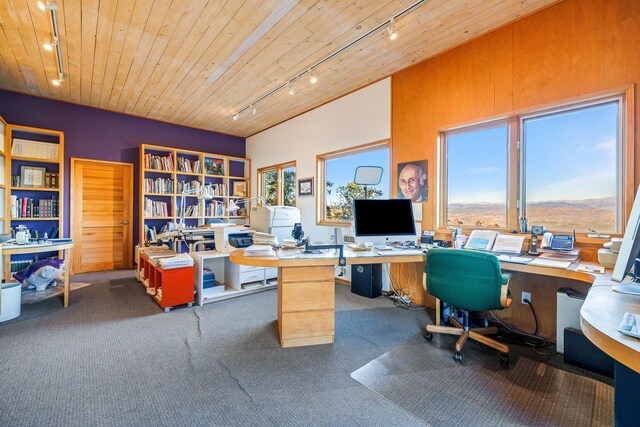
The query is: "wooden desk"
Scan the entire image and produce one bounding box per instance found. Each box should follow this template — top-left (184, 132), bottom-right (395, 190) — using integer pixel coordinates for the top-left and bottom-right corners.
top-left (2, 242), bottom-right (74, 308)
top-left (230, 249), bottom-right (424, 348)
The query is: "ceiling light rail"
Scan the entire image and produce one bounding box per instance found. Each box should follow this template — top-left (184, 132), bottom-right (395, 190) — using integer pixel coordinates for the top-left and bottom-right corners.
top-left (37, 1), bottom-right (64, 86)
top-left (231, 0), bottom-right (426, 120)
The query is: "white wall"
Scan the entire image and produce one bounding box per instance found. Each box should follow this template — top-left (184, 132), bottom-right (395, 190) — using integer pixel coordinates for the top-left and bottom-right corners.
top-left (246, 78), bottom-right (391, 242)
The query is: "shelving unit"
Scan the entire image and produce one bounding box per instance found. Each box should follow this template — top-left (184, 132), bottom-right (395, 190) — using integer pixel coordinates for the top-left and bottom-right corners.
top-left (140, 144), bottom-right (251, 244)
top-left (3, 123), bottom-right (64, 280)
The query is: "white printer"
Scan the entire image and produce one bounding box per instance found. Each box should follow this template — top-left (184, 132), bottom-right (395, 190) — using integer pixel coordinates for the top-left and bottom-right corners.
top-left (250, 206), bottom-right (301, 243)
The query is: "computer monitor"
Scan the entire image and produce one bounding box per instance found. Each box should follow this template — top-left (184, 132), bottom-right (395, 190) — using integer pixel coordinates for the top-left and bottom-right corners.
top-left (612, 185), bottom-right (640, 295)
top-left (353, 199), bottom-right (417, 246)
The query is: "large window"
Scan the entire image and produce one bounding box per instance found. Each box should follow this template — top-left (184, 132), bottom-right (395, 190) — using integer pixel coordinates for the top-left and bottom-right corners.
top-left (441, 95), bottom-right (627, 234)
top-left (258, 161), bottom-right (296, 207)
top-left (317, 142), bottom-right (389, 224)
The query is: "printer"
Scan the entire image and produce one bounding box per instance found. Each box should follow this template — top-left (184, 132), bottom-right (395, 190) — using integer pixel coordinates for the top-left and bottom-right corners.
top-left (214, 225), bottom-right (254, 253)
top-left (250, 206), bottom-right (301, 243)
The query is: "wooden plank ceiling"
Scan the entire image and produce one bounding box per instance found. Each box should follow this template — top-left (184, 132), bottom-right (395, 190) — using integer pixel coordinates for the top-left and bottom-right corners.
top-left (0, 0), bottom-right (558, 138)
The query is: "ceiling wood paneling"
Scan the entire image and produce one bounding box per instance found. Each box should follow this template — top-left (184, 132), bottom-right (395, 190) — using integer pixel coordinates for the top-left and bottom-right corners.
top-left (0, 0), bottom-right (558, 137)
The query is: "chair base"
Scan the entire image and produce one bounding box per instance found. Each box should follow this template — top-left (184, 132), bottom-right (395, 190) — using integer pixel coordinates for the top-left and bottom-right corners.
top-left (426, 316), bottom-right (509, 364)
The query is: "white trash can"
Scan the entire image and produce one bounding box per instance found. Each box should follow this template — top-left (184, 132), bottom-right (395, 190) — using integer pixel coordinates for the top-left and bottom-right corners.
top-left (0, 282), bottom-right (22, 322)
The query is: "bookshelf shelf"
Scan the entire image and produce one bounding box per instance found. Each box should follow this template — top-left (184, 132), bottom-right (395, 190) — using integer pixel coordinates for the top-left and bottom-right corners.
top-left (11, 187), bottom-right (60, 192)
top-left (10, 156), bottom-right (60, 164)
top-left (10, 217), bottom-right (60, 221)
top-left (139, 144), bottom-right (251, 243)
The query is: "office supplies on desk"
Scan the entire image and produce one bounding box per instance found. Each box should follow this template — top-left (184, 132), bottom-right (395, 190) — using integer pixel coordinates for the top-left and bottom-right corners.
top-left (465, 230), bottom-right (498, 250)
top-left (528, 258), bottom-right (573, 269)
top-left (617, 313), bottom-right (640, 339)
top-left (577, 264), bottom-right (605, 274)
top-left (244, 244), bottom-right (275, 257)
top-left (492, 234), bottom-right (525, 254)
top-left (539, 249), bottom-right (580, 262)
top-left (376, 249), bottom-right (425, 256)
top-left (496, 255), bottom-right (532, 264)
top-left (541, 232), bottom-right (575, 251)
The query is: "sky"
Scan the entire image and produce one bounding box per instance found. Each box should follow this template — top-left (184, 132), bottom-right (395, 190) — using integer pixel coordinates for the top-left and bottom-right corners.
top-left (325, 149), bottom-right (389, 204)
top-left (447, 101), bottom-right (619, 204)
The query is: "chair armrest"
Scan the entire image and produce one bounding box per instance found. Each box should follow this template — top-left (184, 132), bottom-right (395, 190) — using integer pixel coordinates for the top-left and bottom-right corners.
top-left (500, 273), bottom-right (512, 308)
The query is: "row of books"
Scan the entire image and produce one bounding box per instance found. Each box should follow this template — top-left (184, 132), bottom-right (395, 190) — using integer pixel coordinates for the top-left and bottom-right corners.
top-left (11, 172), bottom-right (60, 188)
top-left (144, 198), bottom-right (169, 217)
top-left (180, 204), bottom-right (200, 217)
top-left (10, 196), bottom-right (59, 218)
top-left (203, 183), bottom-right (227, 197)
top-left (205, 202), bottom-right (225, 217)
top-left (177, 180), bottom-right (201, 194)
top-left (145, 153), bottom-right (174, 171)
top-left (204, 158), bottom-right (224, 175)
top-left (11, 138), bottom-right (59, 160)
top-left (144, 178), bottom-right (174, 194)
top-left (177, 157), bottom-right (202, 174)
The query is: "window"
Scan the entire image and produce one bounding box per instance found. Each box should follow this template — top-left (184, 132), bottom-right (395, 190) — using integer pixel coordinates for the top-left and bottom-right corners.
top-left (258, 161), bottom-right (296, 206)
top-left (522, 101), bottom-right (621, 233)
top-left (317, 141), bottom-right (389, 224)
top-left (444, 123), bottom-right (509, 228)
top-left (441, 94), bottom-right (628, 234)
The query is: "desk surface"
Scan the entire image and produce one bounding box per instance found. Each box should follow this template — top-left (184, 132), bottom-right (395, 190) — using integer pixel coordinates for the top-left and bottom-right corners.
top-left (229, 248), bottom-right (425, 267)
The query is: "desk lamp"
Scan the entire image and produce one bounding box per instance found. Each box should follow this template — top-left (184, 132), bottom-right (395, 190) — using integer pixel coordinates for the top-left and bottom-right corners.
top-left (178, 186), bottom-right (213, 229)
top-left (226, 196), bottom-right (266, 215)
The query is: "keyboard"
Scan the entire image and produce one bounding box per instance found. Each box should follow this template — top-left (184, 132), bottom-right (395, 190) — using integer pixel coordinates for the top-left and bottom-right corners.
top-left (496, 255), bottom-right (533, 264)
top-left (376, 249), bottom-right (426, 256)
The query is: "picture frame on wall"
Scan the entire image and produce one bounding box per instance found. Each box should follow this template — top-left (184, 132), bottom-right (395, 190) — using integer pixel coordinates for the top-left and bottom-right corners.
top-left (232, 181), bottom-right (247, 197)
top-left (397, 160), bottom-right (428, 202)
top-left (298, 177), bottom-right (314, 197)
top-left (20, 166), bottom-right (46, 188)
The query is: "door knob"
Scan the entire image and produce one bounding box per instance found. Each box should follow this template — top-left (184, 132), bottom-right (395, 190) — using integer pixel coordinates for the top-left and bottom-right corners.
top-left (123, 221), bottom-right (129, 225)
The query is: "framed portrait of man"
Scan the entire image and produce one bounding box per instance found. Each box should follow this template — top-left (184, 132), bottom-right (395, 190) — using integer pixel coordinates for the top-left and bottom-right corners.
top-left (397, 160), bottom-right (427, 202)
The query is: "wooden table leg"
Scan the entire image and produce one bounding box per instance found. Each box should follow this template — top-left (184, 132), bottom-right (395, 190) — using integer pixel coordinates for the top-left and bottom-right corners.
top-left (64, 247), bottom-right (70, 307)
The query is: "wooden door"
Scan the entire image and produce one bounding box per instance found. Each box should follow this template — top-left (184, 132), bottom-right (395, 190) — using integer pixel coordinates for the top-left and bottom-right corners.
top-left (71, 159), bottom-right (133, 273)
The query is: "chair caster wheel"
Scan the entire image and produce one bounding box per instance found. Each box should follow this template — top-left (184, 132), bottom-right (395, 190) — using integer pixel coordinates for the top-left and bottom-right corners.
top-left (454, 352), bottom-right (463, 363)
top-left (500, 353), bottom-right (510, 366)
top-left (424, 332), bottom-right (433, 341)
top-left (187, 302), bottom-right (193, 307)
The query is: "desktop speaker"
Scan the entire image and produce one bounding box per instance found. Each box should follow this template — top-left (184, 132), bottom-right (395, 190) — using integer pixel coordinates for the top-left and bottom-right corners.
top-left (351, 264), bottom-right (382, 298)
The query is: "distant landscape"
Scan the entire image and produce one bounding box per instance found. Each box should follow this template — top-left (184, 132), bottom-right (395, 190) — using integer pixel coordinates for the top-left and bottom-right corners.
top-left (448, 196), bottom-right (617, 232)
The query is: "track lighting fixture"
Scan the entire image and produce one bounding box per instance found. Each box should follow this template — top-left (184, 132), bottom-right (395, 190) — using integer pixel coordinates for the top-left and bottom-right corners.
top-left (51, 78), bottom-right (63, 86)
top-left (229, 0), bottom-right (425, 123)
top-left (308, 70), bottom-right (317, 84)
top-left (37, 1), bottom-right (57, 11)
top-left (387, 18), bottom-right (398, 40)
top-left (37, 1), bottom-right (46, 11)
top-left (38, 0), bottom-right (64, 87)
top-left (43, 41), bottom-right (54, 51)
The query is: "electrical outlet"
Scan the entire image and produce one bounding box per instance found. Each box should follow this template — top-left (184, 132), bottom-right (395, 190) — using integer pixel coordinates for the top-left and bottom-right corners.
top-left (522, 291), bottom-right (531, 304)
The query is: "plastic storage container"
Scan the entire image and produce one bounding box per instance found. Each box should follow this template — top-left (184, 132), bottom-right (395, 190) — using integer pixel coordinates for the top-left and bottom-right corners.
top-left (0, 282), bottom-right (22, 322)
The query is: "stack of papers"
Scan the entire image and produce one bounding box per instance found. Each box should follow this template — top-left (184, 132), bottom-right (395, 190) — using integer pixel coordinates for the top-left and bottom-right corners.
top-left (244, 244), bottom-right (276, 257)
top-left (253, 232), bottom-right (278, 246)
top-left (539, 248), bottom-right (580, 262)
top-left (528, 258), bottom-right (572, 269)
top-left (157, 253), bottom-right (194, 269)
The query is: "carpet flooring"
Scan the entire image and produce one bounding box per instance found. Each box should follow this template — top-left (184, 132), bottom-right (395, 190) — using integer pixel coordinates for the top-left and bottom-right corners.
top-left (0, 271), bottom-right (429, 427)
top-left (351, 333), bottom-right (614, 426)
top-left (0, 271), bottom-right (615, 426)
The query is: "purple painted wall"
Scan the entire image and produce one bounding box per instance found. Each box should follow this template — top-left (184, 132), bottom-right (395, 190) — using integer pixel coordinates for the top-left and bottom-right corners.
top-left (0, 90), bottom-right (245, 245)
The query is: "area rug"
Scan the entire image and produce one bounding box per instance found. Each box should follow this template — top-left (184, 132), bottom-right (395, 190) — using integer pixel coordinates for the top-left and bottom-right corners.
top-left (20, 282), bottom-right (92, 304)
top-left (351, 333), bottom-right (613, 427)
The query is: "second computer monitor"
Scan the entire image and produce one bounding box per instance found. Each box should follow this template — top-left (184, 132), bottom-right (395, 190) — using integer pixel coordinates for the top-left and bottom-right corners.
top-left (353, 198), bottom-right (417, 246)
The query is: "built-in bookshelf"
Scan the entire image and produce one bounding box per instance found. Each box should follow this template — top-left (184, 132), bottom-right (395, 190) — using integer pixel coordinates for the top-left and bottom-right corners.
top-left (140, 144), bottom-right (251, 243)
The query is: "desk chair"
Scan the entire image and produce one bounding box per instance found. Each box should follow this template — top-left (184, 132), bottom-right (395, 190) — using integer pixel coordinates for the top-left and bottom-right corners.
top-left (424, 248), bottom-right (512, 364)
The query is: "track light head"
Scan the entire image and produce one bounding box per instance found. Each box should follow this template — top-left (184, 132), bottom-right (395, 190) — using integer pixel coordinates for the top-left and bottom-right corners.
top-left (232, 113), bottom-right (239, 121)
top-left (288, 81), bottom-right (296, 95)
top-left (37, 1), bottom-right (46, 11)
top-left (387, 18), bottom-right (397, 40)
top-left (43, 41), bottom-right (54, 51)
top-left (51, 78), bottom-right (63, 86)
top-left (250, 105), bottom-right (256, 115)
top-left (309, 70), bottom-right (317, 84)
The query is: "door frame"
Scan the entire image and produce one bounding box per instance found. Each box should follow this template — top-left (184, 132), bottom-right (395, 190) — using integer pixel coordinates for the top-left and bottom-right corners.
top-left (70, 158), bottom-right (134, 273)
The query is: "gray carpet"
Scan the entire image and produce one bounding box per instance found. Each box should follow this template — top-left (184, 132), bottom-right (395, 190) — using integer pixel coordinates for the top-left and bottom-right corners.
top-left (351, 333), bottom-right (614, 427)
top-left (0, 271), bottom-right (429, 427)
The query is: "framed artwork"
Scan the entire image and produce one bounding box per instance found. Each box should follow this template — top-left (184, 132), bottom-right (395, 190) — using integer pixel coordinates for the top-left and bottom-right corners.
top-left (298, 177), bottom-right (314, 197)
top-left (20, 166), bottom-right (46, 188)
top-left (397, 160), bottom-right (428, 202)
top-left (232, 181), bottom-right (247, 197)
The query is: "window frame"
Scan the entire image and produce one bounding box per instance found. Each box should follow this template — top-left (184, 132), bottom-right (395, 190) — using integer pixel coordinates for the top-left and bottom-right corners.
top-left (316, 140), bottom-right (390, 226)
top-left (257, 160), bottom-right (297, 207)
top-left (438, 87), bottom-right (634, 237)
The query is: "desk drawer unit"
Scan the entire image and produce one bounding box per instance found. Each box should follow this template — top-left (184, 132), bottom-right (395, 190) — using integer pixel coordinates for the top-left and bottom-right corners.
top-left (241, 269), bottom-right (265, 284)
top-left (278, 265), bottom-right (335, 348)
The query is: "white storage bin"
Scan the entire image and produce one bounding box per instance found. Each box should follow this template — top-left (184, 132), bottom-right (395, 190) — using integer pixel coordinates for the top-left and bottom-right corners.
top-left (0, 282), bottom-right (21, 322)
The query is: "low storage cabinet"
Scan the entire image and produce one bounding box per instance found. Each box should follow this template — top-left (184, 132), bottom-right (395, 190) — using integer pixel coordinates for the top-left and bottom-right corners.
top-left (139, 252), bottom-right (194, 312)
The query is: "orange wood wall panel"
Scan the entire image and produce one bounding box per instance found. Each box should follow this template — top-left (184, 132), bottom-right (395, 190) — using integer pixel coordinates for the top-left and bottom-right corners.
top-left (392, 0), bottom-right (640, 232)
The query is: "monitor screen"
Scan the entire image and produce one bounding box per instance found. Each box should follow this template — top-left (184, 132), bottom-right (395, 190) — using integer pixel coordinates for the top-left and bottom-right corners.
top-left (353, 199), bottom-right (417, 245)
top-left (612, 185), bottom-right (640, 284)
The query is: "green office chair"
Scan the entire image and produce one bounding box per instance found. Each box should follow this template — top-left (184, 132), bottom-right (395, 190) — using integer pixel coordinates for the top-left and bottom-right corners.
top-left (424, 248), bottom-right (512, 365)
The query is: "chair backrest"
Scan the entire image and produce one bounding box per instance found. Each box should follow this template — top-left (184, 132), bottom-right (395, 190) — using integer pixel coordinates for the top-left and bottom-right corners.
top-left (425, 248), bottom-right (506, 311)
